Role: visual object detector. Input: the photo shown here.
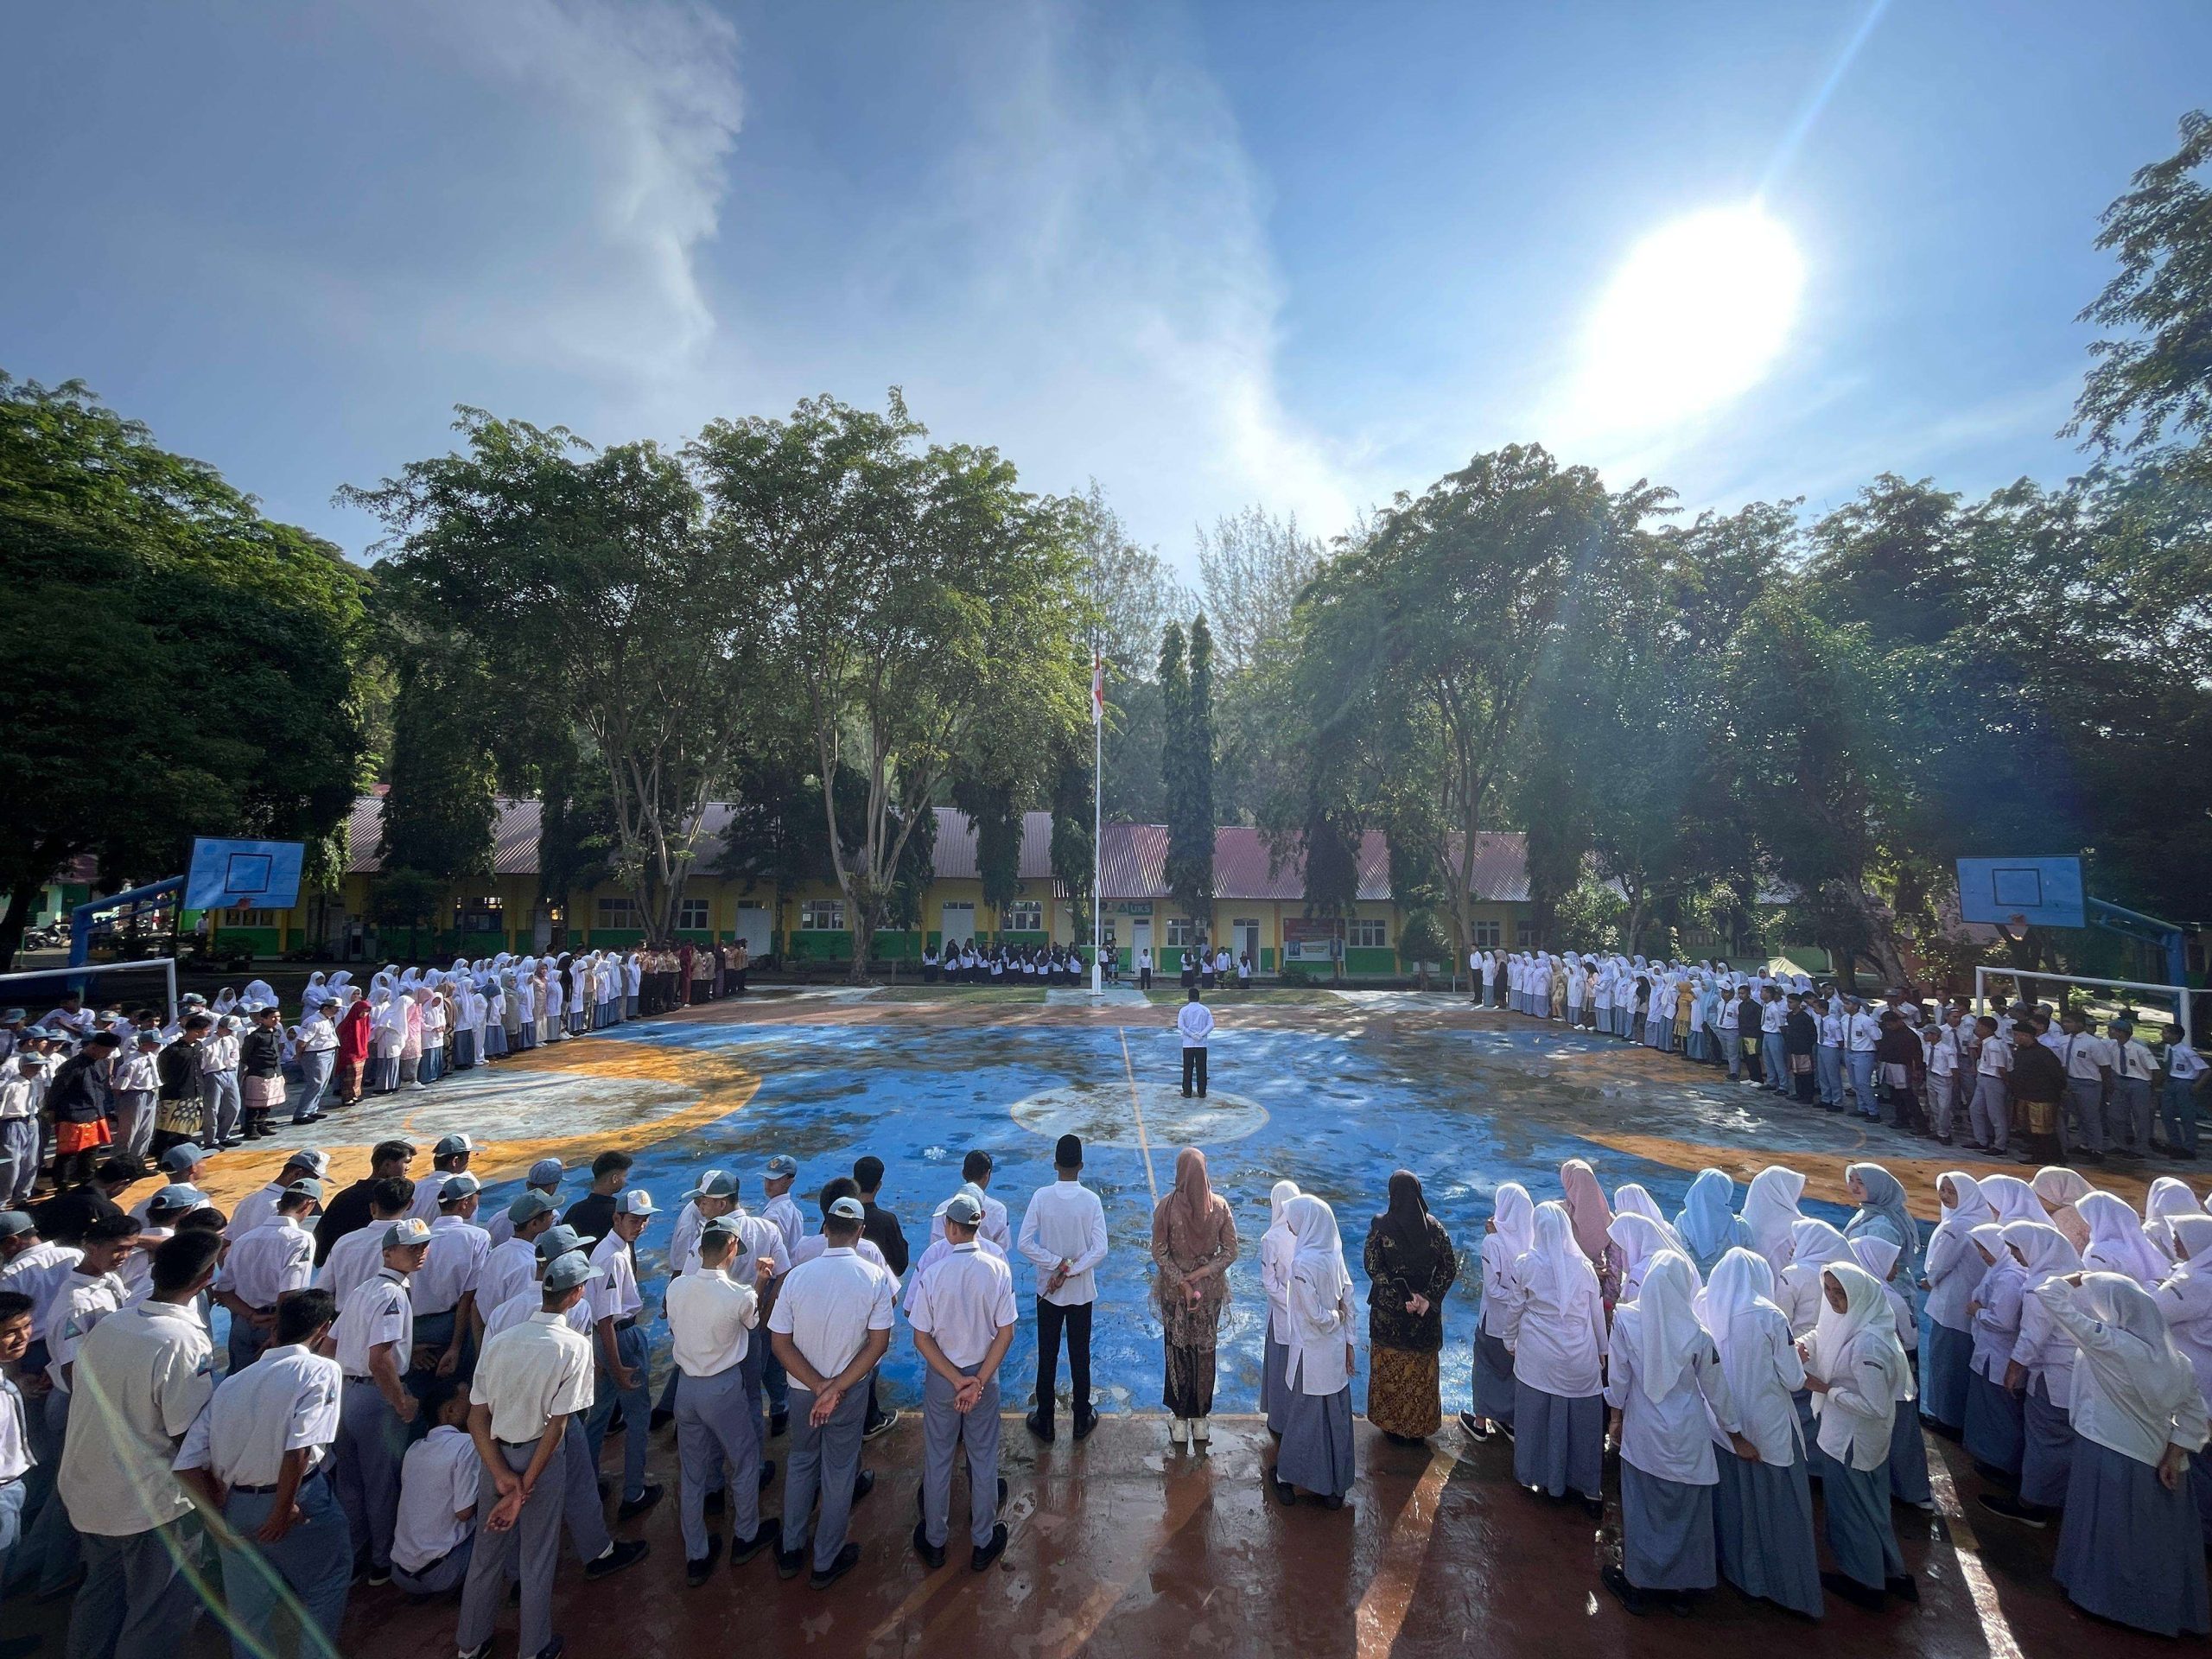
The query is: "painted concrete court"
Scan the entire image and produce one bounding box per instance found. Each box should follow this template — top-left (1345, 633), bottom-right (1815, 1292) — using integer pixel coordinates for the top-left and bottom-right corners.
top-left (129, 987), bottom-right (2171, 1659)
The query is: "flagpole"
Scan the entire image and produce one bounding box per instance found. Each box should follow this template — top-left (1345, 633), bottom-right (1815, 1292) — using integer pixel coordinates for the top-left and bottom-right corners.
top-left (1091, 652), bottom-right (1103, 995)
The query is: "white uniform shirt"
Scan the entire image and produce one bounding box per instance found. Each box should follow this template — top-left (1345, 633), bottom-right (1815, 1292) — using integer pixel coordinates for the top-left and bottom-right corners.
top-left (0, 1375), bottom-right (29, 1484)
top-left (173, 1343), bottom-right (341, 1486)
top-left (2167, 1042), bottom-right (2208, 1083)
top-left (1808, 1330), bottom-right (1901, 1472)
top-left (928, 1192), bottom-right (1013, 1252)
top-left (220, 1217), bottom-right (315, 1310)
top-left (484, 1281), bottom-right (594, 1342)
top-left (665, 1266), bottom-right (759, 1378)
top-left (1846, 1013), bottom-right (1880, 1052)
top-left (55, 1301), bottom-right (213, 1536)
top-left (474, 1313), bottom-right (596, 1444)
top-left (45, 1269), bottom-right (127, 1390)
top-left (1711, 1301), bottom-right (1806, 1465)
top-left (761, 1193), bottom-right (806, 1260)
top-left (2, 1243), bottom-right (84, 1326)
top-left (902, 1235), bottom-right (1006, 1315)
top-left (766, 1247), bottom-right (895, 1382)
top-left (906, 1242), bottom-right (1017, 1370)
top-left (1603, 1312), bottom-right (1739, 1485)
top-left (333, 1268), bottom-right (414, 1377)
top-left (226, 1183), bottom-right (291, 1242)
top-left (410, 1217), bottom-right (492, 1318)
top-left (485, 1191), bottom-right (560, 1249)
top-left (476, 1237), bottom-right (540, 1323)
top-left (665, 1201), bottom-right (706, 1280)
top-left (1177, 1003), bottom-right (1215, 1048)
top-left (316, 1225), bottom-right (394, 1314)
top-left (1977, 1036), bottom-right (2012, 1079)
top-left (295, 1016), bottom-right (338, 1054)
top-left (1016, 1181), bottom-right (1109, 1307)
top-left (587, 1232), bottom-right (644, 1325)
top-left (410, 1170), bottom-right (465, 1224)
top-left (391, 1425), bottom-right (479, 1573)
top-left (2113, 1039), bottom-right (2159, 1083)
top-left (2061, 1032), bottom-right (2113, 1081)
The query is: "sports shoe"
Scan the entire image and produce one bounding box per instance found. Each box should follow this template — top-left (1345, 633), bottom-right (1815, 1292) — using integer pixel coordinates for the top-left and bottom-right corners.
top-left (810, 1541), bottom-right (862, 1590)
top-left (585, 1539), bottom-right (650, 1580)
top-left (971, 1522), bottom-right (1009, 1572)
top-left (863, 1408), bottom-right (901, 1441)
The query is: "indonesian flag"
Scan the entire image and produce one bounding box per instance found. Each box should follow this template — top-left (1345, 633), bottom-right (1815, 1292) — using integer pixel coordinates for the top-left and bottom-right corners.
top-left (1092, 653), bottom-right (1104, 721)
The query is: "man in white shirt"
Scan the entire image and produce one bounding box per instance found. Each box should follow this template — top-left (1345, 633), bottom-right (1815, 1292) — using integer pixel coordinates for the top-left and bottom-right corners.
top-left (760, 1154), bottom-right (805, 1436)
top-left (454, 1249), bottom-right (602, 1659)
top-left (908, 1192), bottom-right (1017, 1572)
top-left (415, 1173), bottom-right (492, 1378)
top-left (1967, 1014), bottom-right (2012, 1154)
top-left (331, 1218), bottom-right (431, 1586)
top-left (390, 1378), bottom-right (479, 1596)
top-left (2107, 1019), bottom-right (2160, 1157)
top-left (770, 1196), bottom-right (894, 1590)
top-left (2055, 1011), bottom-right (2115, 1161)
top-left (173, 1287), bottom-right (350, 1652)
top-left (479, 1192), bottom-right (560, 1333)
top-left (217, 1179), bottom-right (321, 1374)
top-left (317, 1178), bottom-right (418, 1316)
top-left (58, 1230), bottom-right (219, 1659)
top-left (22, 1212), bottom-right (136, 1600)
top-left (231, 1148), bottom-right (333, 1241)
top-left (1137, 946), bottom-right (1153, 991)
top-left (928, 1152), bottom-right (1013, 1251)
top-left (291, 997), bottom-right (340, 1123)
top-left (1843, 995), bottom-right (1883, 1119)
top-left (0, 1054), bottom-right (44, 1209)
top-left (486, 1158), bottom-right (565, 1249)
top-left (1018, 1135), bottom-right (1109, 1444)
top-left (2159, 1021), bottom-right (2207, 1160)
top-left (1178, 987), bottom-right (1215, 1099)
top-left (1813, 996), bottom-right (1846, 1109)
top-left (583, 1189), bottom-right (661, 1518)
top-left (668, 1216), bottom-right (776, 1582)
top-left (410, 1135), bottom-right (478, 1224)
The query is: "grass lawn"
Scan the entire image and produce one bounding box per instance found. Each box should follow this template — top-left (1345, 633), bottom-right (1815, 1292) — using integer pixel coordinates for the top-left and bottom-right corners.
top-left (868, 984), bottom-right (1049, 1004)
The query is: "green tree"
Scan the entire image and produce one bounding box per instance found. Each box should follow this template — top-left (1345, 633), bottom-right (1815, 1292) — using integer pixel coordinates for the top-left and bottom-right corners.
top-left (1159, 619), bottom-right (1216, 933)
top-left (0, 375), bottom-right (370, 969)
top-left (690, 392), bottom-right (1087, 977)
top-left (346, 410), bottom-right (767, 947)
top-left (1050, 741), bottom-right (1096, 948)
top-left (377, 650), bottom-right (498, 903)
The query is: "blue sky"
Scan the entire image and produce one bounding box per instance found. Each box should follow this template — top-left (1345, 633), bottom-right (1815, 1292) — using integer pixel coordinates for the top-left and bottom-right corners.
top-left (4, 1), bottom-right (2203, 569)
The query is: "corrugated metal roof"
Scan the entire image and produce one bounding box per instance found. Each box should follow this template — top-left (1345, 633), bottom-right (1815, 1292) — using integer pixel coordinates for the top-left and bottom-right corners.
top-left (340, 795), bottom-right (1535, 907)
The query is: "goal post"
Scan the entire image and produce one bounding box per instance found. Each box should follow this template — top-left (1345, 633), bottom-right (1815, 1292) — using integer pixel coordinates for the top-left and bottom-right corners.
top-left (0, 957), bottom-right (179, 1023)
top-left (1973, 964), bottom-right (2194, 1048)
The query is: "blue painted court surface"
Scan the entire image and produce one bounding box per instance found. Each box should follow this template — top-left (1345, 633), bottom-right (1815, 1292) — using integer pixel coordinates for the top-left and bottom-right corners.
top-left (467, 1014), bottom-right (1856, 1417)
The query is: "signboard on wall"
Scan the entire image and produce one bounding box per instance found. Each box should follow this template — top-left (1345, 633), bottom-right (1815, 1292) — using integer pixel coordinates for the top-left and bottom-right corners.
top-left (1281, 917), bottom-right (1343, 963)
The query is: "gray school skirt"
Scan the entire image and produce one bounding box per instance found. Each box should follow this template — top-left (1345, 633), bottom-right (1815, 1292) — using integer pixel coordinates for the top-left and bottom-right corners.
top-left (1260, 1325), bottom-right (1292, 1435)
top-left (1511, 1381), bottom-right (1603, 1500)
top-left (1275, 1376), bottom-right (1355, 1499)
top-left (1919, 1320), bottom-right (1972, 1427)
top-left (2053, 1436), bottom-right (2211, 1637)
top-left (1472, 1328), bottom-right (1516, 1425)
top-left (1964, 1370), bottom-right (2023, 1475)
top-left (1818, 1449), bottom-right (1904, 1589)
top-left (2018, 1376), bottom-right (2075, 1510)
top-left (1887, 1396), bottom-right (1931, 1506)
top-left (1620, 1462), bottom-right (1715, 1591)
top-left (1713, 1451), bottom-right (1821, 1618)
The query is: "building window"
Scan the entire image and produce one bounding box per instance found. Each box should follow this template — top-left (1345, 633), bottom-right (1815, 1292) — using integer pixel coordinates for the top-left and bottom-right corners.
top-left (455, 895), bottom-right (504, 934)
top-left (1165, 917), bottom-right (1193, 947)
top-left (1515, 919), bottom-right (1535, 948)
top-left (800, 899), bottom-right (845, 931)
top-left (222, 908), bottom-right (280, 927)
top-left (1349, 918), bottom-right (1387, 950)
top-left (678, 898), bottom-right (710, 931)
top-left (596, 897), bottom-right (637, 925)
top-left (1002, 900), bottom-right (1042, 932)
top-left (1471, 919), bottom-right (1501, 949)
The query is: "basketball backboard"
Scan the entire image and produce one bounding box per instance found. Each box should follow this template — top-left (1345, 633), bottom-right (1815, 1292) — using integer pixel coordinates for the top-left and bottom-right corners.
top-left (1955, 855), bottom-right (2086, 931)
top-left (185, 837), bottom-right (305, 912)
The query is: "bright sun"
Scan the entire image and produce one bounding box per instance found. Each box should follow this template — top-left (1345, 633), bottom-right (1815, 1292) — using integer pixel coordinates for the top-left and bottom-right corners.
top-left (1574, 204), bottom-right (1805, 431)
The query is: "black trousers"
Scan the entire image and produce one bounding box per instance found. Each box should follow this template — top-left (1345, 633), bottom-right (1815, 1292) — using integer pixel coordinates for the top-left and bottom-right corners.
top-left (1181, 1046), bottom-right (1208, 1097)
top-left (1139, 969), bottom-right (1151, 988)
top-left (1034, 1297), bottom-right (1092, 1424)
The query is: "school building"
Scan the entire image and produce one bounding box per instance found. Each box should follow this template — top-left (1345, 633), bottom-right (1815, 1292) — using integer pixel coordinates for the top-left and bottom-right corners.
top-left (207, 797), bottom-right (1545, 977)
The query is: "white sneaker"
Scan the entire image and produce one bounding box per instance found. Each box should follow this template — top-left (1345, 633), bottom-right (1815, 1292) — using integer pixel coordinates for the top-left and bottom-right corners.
top-left (1169, 1417), bottom-right (1188, 1446)
top-left (1191, 1418), bottom-right (1210, 1445)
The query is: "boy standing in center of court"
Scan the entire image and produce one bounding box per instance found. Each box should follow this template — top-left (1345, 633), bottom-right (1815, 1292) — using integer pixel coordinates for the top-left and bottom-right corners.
top-left (1019, 1135), bottom-right (1108, 1444)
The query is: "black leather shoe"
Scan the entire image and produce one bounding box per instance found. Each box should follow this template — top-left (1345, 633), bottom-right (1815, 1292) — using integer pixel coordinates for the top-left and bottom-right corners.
top-left (776, 1546), bottom-right (805, 1580)
top-left (686, 1535), bottom-right (723, 1586)
top-left (912, 1519), bottom-right (946, 1569)
top-left (1072, 1409), bottom-right (1099, 1441)
top-left (731, 1521), bottom-right (780, 1567)
top-left (617, 1483), bottom-right (664, 1519)
top-left (852, 1470), bottom-right (875, 1504)
top-left (810, 1541), bottom-right (861, 1590)
top-left (971, 1521), bottom-right (1009, 1572)
top-left (585, 1539), bottom-right (650, 1580)
top-left (1025, 1410), bottom-right (1054, 1443)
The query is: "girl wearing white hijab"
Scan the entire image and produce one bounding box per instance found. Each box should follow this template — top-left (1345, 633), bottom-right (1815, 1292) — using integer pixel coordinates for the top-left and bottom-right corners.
top-left (2152, 1212), bottom-right (2212, 1545)
top-left (1980, 1221), bottom-right (2083, 1527)
top-left (1776, 1219), bottom-right (1854, 1336)
top-left (2043, 1272), bottom-right (2211, 1637)
top-left (1274, 1195), bottom-right (1357, 1508)
top-left (1675, 1168), bottom-right (1751, 1279)
top-left (1977, 1173), bottom-right (2050, 1229)
top-left (1600, 1252), bottom-right (1748, 1617)
top-left (1801, 1260), bottom-right (1916, 1611)
top-left (1609, 1213), bottom-right (1692, 1306)
top-left (1611, 1185), bottom-right (1687, 1257)
top-left (367, 991), bottom-right (407, 1093)
top-left (2078, 1191), bottom-right (2171, 1286)
top-left (512, 961), bottom-right (538, 1050)
top-left (1852, 1236), bottom-right (1932, 1511)
top-left (1463, 1183), bottom-right (1534, 1443)
top-left (2143, 1175), bottom-right (2206, 1260)
top-left (541, 961), bottom-right (564, 1043)
top-left (1499, 1201), bottom-right (1608, 1513)
top-left (1702, 1248), bottom-right (1821, 1618)
top-left (1740, 1166), bottom-right (1807, 1278)
top-left (1964, 1224), bottom-right (2028, 1483)
top-left (1258, 1180), bottom-right (1301, 1436)
top-left (1918, 1171), bottom-right (1994, 1433)
top-left (2031, 1165), bottom-right (2094, 1255)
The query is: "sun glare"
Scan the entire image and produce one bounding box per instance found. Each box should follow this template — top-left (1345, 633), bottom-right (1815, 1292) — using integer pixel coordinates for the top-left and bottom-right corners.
top-left (1573, 204), bottom-right (1805, 432)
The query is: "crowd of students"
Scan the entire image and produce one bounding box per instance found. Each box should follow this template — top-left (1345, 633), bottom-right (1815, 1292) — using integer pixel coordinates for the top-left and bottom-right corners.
top-left (920, 942), bottom-right (1091, 985)
top-left (1473, 950), bottom-right (2207, 1166)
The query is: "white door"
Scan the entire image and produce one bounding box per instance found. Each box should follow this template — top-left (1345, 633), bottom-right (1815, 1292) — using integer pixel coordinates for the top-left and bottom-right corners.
top-left (1131, 919), bottom-right (1152, 962)
top-left (1235, 919), bottom-right (1260, 963)
top-left (734, 906), bottom-right (772, 957)
top-left (941, 902), bottom-right (975, 947)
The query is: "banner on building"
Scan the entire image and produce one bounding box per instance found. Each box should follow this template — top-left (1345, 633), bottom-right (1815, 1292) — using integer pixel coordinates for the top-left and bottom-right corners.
top-left (1281, 917), bottom-right (1344, 963)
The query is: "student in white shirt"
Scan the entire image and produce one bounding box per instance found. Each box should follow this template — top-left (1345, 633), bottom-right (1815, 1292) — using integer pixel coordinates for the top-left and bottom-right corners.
top-left (231, 1149), bottom-right (334, 1241)
top-left (2107, 1020), bottom-right (2160, 1158)
top-left (331, 1219), bottom-right (431, 1586)
top-left (1496, 1202), bottom-right (1608, 1513)
top-left (411, 1173), bottom-right (491, 1378)
top-left (583, 1189), bottom-right (661, 1516)
top-left (769, 1196), bottom-right (895, 1589)
top-left (1018, 1135), bottom-right (1109, 1443)
top-left (291, 998), bottom-right (340, 1123)
top-left (216, 1180), bottom-right (321, 1374)
top-left (485, 1159), bottom-right (565, 1249)
top-left (2158, 1022), bottom-right (2207, 1160)
top-left (118, 1185), bottom-right (201, 1307)
top-left (1177, 987), bottom-right (1215, 1098)
top-left (1274, 1194), bottom-right (1357, 1507)
top-left (928, 1153), bottom-right (1013, 1251)
top-left (759, 1154), bottom-right (805, 1435)
top-left (1799, 1261), bottom-right (1915, 1611)
top-left (389, 1380), bottom-right (479, 1596)
top-left (1701, 1247), bottom-right (1821, 1618)
top-left (56, 1230), bottom-right (219, 1659)
top-left (0, 1054), bottom-right (41, 1209)
top-left (173, 1288), bottom-right (350, 1651)
top-left (909, 1192), bottom-right (1018, 1571)
top-left (667, 1217), bottom-right (775, 1581)
top-left (477, 1192), bottom-right (559, 1337)
top-left (0, 1287), bottom-right (32, 1597)
top-left (2039, 1272), bottom-right (2210, 1637)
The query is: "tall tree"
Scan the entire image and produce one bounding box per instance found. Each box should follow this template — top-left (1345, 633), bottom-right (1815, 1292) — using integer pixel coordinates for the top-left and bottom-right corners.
top-left (1049, 741), bottom-right (1096, 946)
top-left (378, 650), bottom-right (498, 893)
top-left (346, 410), bottom-right (765, 946)
top-left (1193, 505), bottom-right (1327, 674)
top-left (691, 392), bottom-right (1087, 976)
top-left (0, 375), bottom-right (370, 969)
top-left (1159, 620), bottom-right (1216, 931)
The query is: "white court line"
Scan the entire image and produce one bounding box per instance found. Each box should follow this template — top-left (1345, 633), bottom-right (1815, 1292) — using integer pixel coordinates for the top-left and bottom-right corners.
top-left (1116, 1027), bottom-right (1160, 1205)
top-left (1923, 1433), bottom-right (2023, 1659)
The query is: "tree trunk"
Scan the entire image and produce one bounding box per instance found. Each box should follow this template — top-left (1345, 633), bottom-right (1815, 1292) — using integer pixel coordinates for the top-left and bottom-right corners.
top-left (0, 876), bottom-right (41, 974)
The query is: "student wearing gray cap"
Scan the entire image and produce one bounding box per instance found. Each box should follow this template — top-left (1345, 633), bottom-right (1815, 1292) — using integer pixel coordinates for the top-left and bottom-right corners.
top-left (584, 1189), bottom-right (663, 1518)
top-left (759, 1154), bottom-right (804, 1435)
top-left (480, 1191), bottom-right (562, 1320)
top-left (667, 1215), bottom-right (778, 1584)
top-left (331, 1218), bottom-right (432, 1586)
top-left (454, 1248), bottom-right (601, 1659)
top-left (486, 1158), bottom-right (567, 1249)
top-left (770, 1194), bottom-right (895, 1588)
top-left (315, 1179), bottom-right (417, 1316)
top-left (411, 1135), bottom-right (478, 1224)
top-left (231, 1147), bottom-right (334, 1240)
top-left (909, 1190), bottom-right (1017, 1571)
top-left (414, 1173), bottom-right (491, 1382)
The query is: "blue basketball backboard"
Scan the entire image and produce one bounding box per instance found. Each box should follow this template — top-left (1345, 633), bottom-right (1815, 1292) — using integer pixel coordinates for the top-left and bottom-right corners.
top-left (1955, 855), bottom-right (2085, 930)
top-left (186, 838), bottom-right (305, 912)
